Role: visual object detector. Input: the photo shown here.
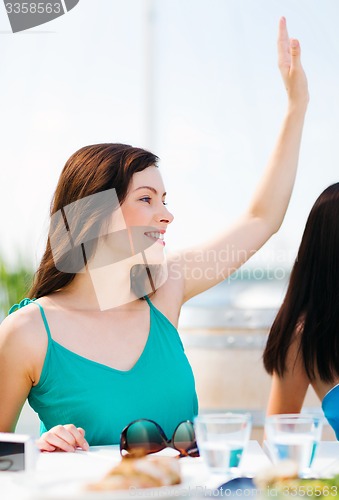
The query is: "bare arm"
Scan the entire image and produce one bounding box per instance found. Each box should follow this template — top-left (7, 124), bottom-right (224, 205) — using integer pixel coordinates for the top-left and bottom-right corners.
top-left (0, 310), bottom-right (89, 452)
top-left (266, 336), bottom-right (310, 415)
top-left (170, 18), bottom-right (309, 303)
top-left (0, 316), bottom-right (33, 432)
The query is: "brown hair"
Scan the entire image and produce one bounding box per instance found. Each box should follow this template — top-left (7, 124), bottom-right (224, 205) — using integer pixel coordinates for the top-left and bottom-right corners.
top-left (29, 143), bottom-right (158, 299)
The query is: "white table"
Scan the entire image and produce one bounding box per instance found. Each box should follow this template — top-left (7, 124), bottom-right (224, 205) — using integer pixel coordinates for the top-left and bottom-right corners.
top-left (0, 441), bottom-right (270, 499)
top-left (262, 440), bottom-right (339, 477)
top-left (312, 441), bottom-right (339, 477)
top-left (1, 441), bottom-right (338, 499)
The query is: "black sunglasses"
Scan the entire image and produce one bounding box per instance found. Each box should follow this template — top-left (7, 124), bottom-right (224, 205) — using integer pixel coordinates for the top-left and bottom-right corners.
top-left (120, 419), bottom-right (199, 458)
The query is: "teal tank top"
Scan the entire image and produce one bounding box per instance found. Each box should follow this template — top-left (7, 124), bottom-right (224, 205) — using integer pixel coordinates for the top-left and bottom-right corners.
top-left (10, 298), bottom-right (198, 445)
top-left (322, 384), bottom-right (339, 440)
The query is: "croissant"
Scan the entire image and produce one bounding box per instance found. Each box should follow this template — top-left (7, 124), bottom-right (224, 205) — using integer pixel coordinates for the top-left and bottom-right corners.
top-left (86, 455), bottom-right (181, 491)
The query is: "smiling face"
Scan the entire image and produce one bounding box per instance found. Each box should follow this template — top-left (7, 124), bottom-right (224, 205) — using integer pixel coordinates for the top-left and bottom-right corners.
top-left (120, 166), bottom-right (174, 258)
top-left (86, 166), bottom-right (173, 304)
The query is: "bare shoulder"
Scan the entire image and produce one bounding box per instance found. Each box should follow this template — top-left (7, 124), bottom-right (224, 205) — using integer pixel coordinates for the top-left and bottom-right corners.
top-left (0, 303), bottom-right (48, 360)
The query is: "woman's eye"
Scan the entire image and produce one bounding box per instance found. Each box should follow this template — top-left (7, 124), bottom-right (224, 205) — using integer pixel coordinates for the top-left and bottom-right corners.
top-left (140, 197), bottom-right (151, 203)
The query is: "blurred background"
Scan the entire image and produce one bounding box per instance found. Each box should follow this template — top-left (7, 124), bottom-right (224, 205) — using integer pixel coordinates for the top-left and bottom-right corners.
top-left (0, 0), bottom-right (338, 438)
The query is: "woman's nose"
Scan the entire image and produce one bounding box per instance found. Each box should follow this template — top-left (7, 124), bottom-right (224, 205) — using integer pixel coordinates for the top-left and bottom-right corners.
top-left (158, 205), bottom-right (174, 224)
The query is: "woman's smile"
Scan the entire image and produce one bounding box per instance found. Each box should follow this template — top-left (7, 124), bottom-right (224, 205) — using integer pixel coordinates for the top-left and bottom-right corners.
top-left (144, 230), bottom-right (165, 246)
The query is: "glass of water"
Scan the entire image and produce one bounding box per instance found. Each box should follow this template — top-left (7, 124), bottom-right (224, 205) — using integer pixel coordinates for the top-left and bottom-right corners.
top-left (265, 414), bottom-right (323, 477)
top-left (194, 413), bottom-right (252, 476)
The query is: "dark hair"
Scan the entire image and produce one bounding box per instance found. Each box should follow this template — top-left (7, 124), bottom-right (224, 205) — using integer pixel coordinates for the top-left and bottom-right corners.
top-left (263, 182), bottom-right (339, 383)
top-left (29, 143), bottom-right (158, 299)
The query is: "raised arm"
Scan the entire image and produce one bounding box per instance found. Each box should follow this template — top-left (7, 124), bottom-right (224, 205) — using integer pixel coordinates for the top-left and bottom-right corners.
top-left (170, 17), bottom-right (309, 303)
top-left (247, 17), bottom-right (308, 232)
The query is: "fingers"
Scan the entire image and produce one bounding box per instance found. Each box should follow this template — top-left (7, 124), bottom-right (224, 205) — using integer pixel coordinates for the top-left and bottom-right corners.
top-left (278, 18), bottom-right (301, 71)
top-left (276, 16), bottom-right (308, 106)
top-left (277, 16), bottom-right (290, 72)
top-left (289, 38), bottom-right (301, 69)
top-left (67, 425), bottom-right (89, 450)
top-left (36, 436), bottom-right (57, 452)
top-left (278, 17), bottom-right (289, 50)
top-left (36, 424), bottom-right (89, 452)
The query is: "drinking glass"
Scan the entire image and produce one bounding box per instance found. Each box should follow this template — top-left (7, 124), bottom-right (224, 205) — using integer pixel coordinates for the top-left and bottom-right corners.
top-left (265, 414), bottom-right (323, 478)
top-left (194, 413), bottom-right (252, 476)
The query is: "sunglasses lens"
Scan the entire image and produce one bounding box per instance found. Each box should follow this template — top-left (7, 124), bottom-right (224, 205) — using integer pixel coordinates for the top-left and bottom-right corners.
top-left (125, 421), bottom-right (165, 455)
top-left (173, 422), bottom-right (199, 456)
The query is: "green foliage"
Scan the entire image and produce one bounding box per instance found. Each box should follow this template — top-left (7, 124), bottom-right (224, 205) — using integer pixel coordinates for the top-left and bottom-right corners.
top-left (0, 257), bottom-right (34, 321)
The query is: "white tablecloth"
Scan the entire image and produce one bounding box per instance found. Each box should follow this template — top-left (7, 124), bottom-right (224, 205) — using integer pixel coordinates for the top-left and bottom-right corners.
top-left (312, 441), bottom-right (339, 477)
top-left (0, 441), bottom-right (271, 499)
top-left (2, 441), bottom-right (339, 499)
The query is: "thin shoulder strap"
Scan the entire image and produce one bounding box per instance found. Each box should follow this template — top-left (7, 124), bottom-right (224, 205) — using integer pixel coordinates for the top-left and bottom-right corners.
top-left (144, 295), bottom-right (152, 307)
top-left (8, 298), bottom-right (52, 341)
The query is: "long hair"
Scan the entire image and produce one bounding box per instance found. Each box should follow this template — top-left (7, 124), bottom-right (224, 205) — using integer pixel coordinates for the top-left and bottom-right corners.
top-left (263, 183), bottom-right (339, 383)
top-left (29, 144), bottom-right (158, 299)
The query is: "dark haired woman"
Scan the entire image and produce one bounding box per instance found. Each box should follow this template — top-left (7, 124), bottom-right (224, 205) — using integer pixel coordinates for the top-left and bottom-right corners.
top-left (263, 183), bottom-right (339, 438)
top-left (0, 18), bottom-right (309, 452)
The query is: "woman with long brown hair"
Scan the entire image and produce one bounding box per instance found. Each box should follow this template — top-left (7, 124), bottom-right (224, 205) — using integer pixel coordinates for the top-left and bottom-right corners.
top-left (263, 183), bottom-right (339, 438)
top-left (0, 18), bottom-right (309, 452)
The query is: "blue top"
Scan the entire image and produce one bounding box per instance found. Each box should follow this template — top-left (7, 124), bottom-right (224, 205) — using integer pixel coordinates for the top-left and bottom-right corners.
top-left (10, 297), bottom-right (198, 445)
top-left (322, 384), bottom-right (339, 440)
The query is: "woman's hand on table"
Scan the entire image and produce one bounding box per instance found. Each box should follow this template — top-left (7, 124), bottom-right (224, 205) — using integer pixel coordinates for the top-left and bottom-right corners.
top-left (36, 424), bottom-right (90, 452)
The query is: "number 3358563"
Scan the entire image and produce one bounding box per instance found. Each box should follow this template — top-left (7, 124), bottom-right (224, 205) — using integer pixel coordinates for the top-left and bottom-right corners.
top-left (5, 3), bottom-right (62, 14)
